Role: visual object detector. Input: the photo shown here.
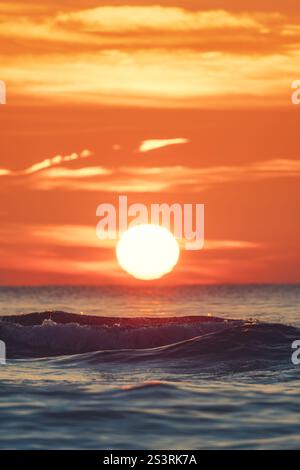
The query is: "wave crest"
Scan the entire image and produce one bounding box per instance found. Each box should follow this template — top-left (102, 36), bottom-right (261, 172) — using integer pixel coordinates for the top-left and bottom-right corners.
top-left (0, 311), bottom-right (298, 367)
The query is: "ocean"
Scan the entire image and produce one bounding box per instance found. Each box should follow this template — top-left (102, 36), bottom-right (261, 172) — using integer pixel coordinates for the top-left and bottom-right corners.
top-left (0, 284), bottom-right (300, 450)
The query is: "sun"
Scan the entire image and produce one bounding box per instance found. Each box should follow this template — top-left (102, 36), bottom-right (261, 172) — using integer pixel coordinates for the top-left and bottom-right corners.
top-left (116, 224), bottom-right (180, 280)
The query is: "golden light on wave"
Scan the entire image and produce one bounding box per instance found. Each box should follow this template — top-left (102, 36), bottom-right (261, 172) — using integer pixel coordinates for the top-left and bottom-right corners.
top-left (116, 224), bottom-right (180, 280)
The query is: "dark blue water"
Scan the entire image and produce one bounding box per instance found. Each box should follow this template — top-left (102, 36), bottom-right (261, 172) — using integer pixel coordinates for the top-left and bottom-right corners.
top-left (0, 285), bottom-right (300, 449)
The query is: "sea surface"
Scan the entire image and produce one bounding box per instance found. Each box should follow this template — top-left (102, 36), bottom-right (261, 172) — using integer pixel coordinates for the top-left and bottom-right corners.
top-left (0, 284), bottom-right (300, 450)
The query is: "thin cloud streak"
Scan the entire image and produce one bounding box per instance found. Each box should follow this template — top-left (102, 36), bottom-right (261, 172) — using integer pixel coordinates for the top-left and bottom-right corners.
top-left (2, 158), bottom-right (300, 193)
top-left (0, 150), bottom-right (92, 177)
top-left (0, 169), bottom-right (12, 176)
top-left (24, 149), bottom-right (92, 175)
top-left (0, 223), bottom-right (261, 253)
top-left (139, 138), bottom-right (189, 153)
top-left (36, 166), bottom-right (112, 179)
top-left (204, 240), bottom-right (261, 250)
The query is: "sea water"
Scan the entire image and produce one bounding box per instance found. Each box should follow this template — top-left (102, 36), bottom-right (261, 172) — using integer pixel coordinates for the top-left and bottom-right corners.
top-left (0, 284), bottom-right (300, 449)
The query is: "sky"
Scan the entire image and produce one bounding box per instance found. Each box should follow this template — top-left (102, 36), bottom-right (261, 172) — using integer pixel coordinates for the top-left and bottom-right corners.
top-left (0, 0), bottom-right (299, 285)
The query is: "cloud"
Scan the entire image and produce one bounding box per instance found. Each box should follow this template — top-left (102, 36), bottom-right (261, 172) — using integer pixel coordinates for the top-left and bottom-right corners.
top-left (0, 222), bottom-right (261, 253)
top-left (32, 177), bottom-right (169, 192)
top-left (36, 166), bottom-right (112, 179)
top-left (0, 169), bottom-right (11, 176)
top-left (139, 138), bottom-right (189, 153)
top-left (31, 224), bottom-right (115, 248)
top-left (0, 6), bottom-right (296, 59)
top-left (28, 158), bottom-right (300, 193)
top-left (0, 222), bottom-right (121, 277)
top-left (24, 149), bottom-right (92, 175)
top-left (0, 223), bottom-right (112, 249)
top-left (123, 159), bottom-right (300, 191)
top-left (0, 217), bottom-right (285, 283)
top-left (1, 153), bottom-right (300, 193)
top-left (1, 6), bottom-right (300, 106)
top-left (57, 7), bottom-right (266, 33)
top-left (0, 149), bottom-right (92, 177)
top-left (2, 48), bottom-right (299, 107)
top-left (204, 240), bottom-right (261, 250)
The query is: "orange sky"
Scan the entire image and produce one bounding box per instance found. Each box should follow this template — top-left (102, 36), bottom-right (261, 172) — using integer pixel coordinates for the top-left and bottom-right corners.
top-left (0, 0), bottom-right (299, 285)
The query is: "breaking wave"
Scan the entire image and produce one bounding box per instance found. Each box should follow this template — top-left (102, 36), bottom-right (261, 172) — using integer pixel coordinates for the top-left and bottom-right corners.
top-left (0, 311), bottom-right (297, 370)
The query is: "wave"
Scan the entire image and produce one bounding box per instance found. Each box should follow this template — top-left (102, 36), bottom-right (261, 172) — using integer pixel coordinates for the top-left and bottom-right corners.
top-left (0, 311), bottom-right (235, 358)
top-left (0, 311), bottom-right (298, 368)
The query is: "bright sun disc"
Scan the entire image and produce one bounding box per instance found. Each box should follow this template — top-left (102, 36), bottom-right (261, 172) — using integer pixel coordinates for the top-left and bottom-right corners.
top-left (116, 224), bottom-right (180, 280)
